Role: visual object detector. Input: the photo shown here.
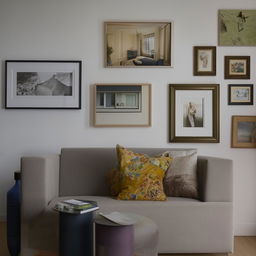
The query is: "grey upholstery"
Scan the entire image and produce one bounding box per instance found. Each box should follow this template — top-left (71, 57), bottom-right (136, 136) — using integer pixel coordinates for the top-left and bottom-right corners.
top-left (20, 148), bottom-right (233, 256)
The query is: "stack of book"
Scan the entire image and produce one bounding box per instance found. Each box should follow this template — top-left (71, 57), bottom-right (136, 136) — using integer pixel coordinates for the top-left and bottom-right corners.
top-left (54, 199), bottom-right (99, 214)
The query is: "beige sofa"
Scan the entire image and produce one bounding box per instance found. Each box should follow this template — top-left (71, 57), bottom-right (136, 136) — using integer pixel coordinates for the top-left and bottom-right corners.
top-left (21, 148), bottom-right (233, 256)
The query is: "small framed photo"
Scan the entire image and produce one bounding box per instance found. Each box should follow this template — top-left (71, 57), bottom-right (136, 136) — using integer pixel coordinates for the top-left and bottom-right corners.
top-left (104, 21), bottom-right (172, 67)
top-left (232, 116), bottom-right (256, 148)
top-left (5, 60), bottom-right (82, 109)
top-left (228, 84), bottom-right (253, 105)
top-left (224, 56), bottom-right (250, 79)
top-left (169, 84), bottom-right (219, 143)
top-left (93, 83), bottom-right (151, 127)
top-left (193, 46), bottom-right (216, 76)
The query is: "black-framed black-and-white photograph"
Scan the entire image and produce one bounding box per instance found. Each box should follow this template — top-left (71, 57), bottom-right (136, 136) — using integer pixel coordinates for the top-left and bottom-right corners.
top-left (228, 84), bottom-right (253, 105)
top-left (5, 60), bottom-right (82, 109)
top-left (93, 83), bottom-right (151, 127)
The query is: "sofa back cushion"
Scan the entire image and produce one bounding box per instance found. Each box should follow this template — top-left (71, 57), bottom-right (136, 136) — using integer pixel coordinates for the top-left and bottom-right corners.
top-left (59, 148), bottom-right (197, 196)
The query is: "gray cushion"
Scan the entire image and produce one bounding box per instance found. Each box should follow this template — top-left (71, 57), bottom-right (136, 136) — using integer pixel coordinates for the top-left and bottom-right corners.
top-left (163, 151), bottom-right (198, 199)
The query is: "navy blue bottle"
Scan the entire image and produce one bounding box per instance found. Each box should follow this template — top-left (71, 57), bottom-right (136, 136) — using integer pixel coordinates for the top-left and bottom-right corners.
top-left (7, 171), bottom-right (21, 256)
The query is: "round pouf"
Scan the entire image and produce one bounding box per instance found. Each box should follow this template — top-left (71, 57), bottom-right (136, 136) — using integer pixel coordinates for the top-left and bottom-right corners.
top-left (95, 221), bottom-right (134, 256)
top-left (95, 213), bottom-right (158, 256)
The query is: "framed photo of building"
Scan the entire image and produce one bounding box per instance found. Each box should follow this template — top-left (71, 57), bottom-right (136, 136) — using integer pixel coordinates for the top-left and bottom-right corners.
top-left (224, 56), bottom-right (250, 79)
top-left (169, 84), bottom-right (219, 143)
top-left (104, 21), bottom-right (172, 67)
top-left (193, 46), bottom-right (216, 76)
top-left (228, 84), bottom-right (253, 105)
top-left (93, 83), bottom-right (151, 127)
top-left (232, 116), bottom-right (256, 148)
top-left (5, 60), bottom-right (81, 109)
top-left (219, 9), bottom-right (256, 46)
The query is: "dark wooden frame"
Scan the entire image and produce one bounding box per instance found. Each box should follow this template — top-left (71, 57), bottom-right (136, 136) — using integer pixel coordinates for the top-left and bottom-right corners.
top-left (5, 60), bottom-right (82, 109)
top-left (193, 46), bottom-right (216, 76)
top-left (224, 56), bottom-right (250, 79)
top-left (228, 84), bottom-right (253, 105)
top-left (232, 116), bottom-right (256, 148)
top-left (169, 84), bottom-right (220, 143)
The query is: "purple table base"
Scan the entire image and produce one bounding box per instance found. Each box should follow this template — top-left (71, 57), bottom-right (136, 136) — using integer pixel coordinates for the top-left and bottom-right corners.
top-left (95, 223), bottom-right (134, 256)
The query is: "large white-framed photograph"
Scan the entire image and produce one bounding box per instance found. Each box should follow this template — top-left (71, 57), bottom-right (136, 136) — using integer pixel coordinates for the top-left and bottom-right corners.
top-left (104, 21), bottom-right (172, 67)
top-left (93, 83), bottom-right (151, 127)
top-left (169, 84), bottom-right (220, 143)
top-left (5, 60), bottom-right (82, 109)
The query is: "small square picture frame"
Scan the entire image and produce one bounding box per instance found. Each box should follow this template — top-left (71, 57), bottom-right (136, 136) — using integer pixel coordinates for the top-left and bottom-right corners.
top-left (193, 46), bottom-right (216, 76)
top-left (224, 56), bottom-right (250, 79)
top-left (232, 116), bottom-right (256, 148)
top-left (228, 84), bottom-right (253, 105)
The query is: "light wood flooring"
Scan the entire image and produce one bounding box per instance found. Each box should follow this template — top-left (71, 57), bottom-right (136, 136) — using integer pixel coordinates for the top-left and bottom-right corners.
top-left (1, 222), bottom-right (256, 256)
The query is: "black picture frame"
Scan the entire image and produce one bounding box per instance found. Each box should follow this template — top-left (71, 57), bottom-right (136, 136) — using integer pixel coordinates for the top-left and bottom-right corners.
top-left (5, 60), bottom-right (82, 109)
top-left (228, 84), bottom-right (253, 105)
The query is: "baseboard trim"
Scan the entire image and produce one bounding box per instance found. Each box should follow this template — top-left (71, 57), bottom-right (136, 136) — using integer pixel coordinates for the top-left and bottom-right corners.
top-left (235, 223), bottom-right (256, 236)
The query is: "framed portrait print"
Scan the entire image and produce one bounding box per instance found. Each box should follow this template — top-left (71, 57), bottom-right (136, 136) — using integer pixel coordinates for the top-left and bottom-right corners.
top-left (193, 46), bottom-right (216, 76)
top-left (169, 84), bottom-right (219, 143)
top-left (104, 21), bottom-right (172, 67)
top-left (93, 83), bottom-right (151, 127)
top-left (224, 56), bottom-right (250, 79)
top-left (232, 116), bottom-right (256, 148)
top-left (5, 60), bottom-right (82, 109)
top-left (228, 84), bottom-right (253, 105)
top-left (219, 9), bottom-right (256, 46)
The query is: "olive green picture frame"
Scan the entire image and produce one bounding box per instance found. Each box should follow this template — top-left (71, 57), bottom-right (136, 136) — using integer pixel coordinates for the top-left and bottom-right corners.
top-left (169, 84), bottom-right (220, 143)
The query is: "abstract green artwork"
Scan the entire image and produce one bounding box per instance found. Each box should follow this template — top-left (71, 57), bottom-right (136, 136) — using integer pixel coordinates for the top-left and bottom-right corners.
top-left (219, 9), bottom-right (256, 46)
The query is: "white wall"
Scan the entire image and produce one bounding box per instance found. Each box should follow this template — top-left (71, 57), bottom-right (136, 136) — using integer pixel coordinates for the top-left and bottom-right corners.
top-left (0, 0), bottom-right (255, 235)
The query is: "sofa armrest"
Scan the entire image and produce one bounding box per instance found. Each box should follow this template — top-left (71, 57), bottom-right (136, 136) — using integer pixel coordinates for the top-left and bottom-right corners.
top-left (198, 156), bottom-right (233, 202)
top-left (21, 154), bottom-right (60, 220)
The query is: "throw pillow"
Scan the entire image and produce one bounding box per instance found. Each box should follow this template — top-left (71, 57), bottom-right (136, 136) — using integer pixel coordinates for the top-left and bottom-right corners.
top-left (116, 145), bottom-right (172, 201)
top-left (163, 151), bottom-right (198, 199)
top-left (106, 168), bottom-right (121, 196)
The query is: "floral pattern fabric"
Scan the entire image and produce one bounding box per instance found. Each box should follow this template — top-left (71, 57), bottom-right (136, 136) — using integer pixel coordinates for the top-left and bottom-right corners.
top-left (116, 145), bottom-right (172, 201)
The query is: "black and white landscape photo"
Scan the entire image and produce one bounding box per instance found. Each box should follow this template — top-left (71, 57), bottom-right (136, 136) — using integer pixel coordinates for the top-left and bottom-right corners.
top-left (17, 72), bottom-right (73, 96)
top-left (183, 98), bottom-right (204, 128)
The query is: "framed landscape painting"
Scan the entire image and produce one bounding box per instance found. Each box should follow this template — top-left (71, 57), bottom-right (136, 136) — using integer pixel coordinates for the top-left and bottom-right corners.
top-left (224, 56), bottom-right (250, 79)
top-left (93, 83), bottom-right (151, 127)
top-left (228, 84), bottom-right (253, 105)
top-left (5, 60), bottom-right (81, 109)
top-left (232, 116), bottom-right (256, 148)
top-left (104, 21), bottom-right (172, 67)
top-left (219, 9), bottom-right (256, 46)
top-left (193, 46), bottom-right (216, 76)
top-left (169, 84), bottom-right (219, 143)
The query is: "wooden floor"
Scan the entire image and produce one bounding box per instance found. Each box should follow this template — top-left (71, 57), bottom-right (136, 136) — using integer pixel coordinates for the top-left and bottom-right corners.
top-left (1, 222), bottom-right (256, 256)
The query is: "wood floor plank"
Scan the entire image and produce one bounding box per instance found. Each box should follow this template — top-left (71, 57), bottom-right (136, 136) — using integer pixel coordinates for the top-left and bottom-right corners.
top-left (1, 221), bottom-right (256, 256)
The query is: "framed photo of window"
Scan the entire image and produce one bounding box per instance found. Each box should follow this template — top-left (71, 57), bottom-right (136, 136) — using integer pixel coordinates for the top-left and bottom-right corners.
top-left (228, 84), bottom-right (253, 105)
top-left (232, 116), bottom-right (256, 148)
top-left (104, 21), bottom-right (172, 67)
top-left (169, 84), bottom-right (220, 143)
top-left (5, 60), bottom-right (81, 109)
top-left (224, 56), bottom-right (250, 79)
top-left (93, 83), bottom-right (151, 127)
top-left (193, 46), bottom-right (216, 76)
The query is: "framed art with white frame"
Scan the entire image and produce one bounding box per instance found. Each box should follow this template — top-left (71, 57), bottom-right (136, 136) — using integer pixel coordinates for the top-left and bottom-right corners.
top-left (5, 60), bottom-right (81, 109)
top-left (169, 84), bottom-right (219, 143)
top-left (93, 83), bottom-right (151, 127)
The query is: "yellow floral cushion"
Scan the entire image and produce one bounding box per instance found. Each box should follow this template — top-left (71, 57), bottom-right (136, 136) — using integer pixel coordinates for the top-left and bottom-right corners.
top-left (116, 145), bottom-right (172, 201)
top-left (106, 168), bottom-right (121, 196)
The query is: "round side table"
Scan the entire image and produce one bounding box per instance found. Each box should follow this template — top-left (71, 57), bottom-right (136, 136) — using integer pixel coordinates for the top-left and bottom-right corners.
top-left (59, 211), bottom-right (94, 256)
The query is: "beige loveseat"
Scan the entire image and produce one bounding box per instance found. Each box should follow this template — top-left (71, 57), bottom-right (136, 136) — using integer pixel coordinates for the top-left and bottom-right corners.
top-left (21, 148), bottom-right (233, 256)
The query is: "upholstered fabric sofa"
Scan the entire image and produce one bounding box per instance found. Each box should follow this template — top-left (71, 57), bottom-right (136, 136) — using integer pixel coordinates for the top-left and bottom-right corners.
top-left (20, 148), bottom-right (233, 256)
